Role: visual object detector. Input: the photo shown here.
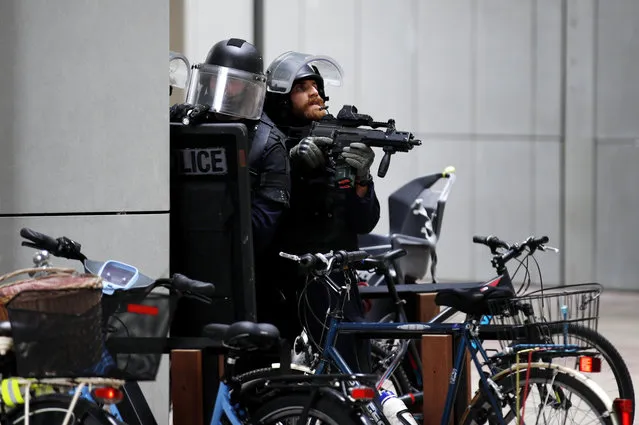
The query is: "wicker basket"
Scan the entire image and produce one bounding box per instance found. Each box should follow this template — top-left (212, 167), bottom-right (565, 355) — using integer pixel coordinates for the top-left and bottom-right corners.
top-left (0, 267), bottom-right (102, 320)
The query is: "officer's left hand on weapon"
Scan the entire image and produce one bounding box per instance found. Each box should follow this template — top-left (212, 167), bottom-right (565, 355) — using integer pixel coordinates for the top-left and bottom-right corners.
top-left (169, 103), bottom-right (210, 125)
top-left (342, 142), bottom-right (375, 178)
top-left (169, 103), bottom-right (192, 123)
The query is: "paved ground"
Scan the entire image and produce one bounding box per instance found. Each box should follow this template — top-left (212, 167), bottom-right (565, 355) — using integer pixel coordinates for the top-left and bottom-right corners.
top-left (596, 289), bottom-right (639, 399)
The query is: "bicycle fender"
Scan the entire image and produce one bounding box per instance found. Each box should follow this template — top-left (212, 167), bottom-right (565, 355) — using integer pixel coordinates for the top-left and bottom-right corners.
top-left (497, 362), bottom-right (618, 425)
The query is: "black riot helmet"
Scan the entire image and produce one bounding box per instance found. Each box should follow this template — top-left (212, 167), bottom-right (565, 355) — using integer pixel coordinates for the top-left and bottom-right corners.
top-left (264, 52), bottom-right (342, 127)
top-left (185, 38), bottom-right (267, 121)
top-left (204, 38), bottom-right (263, 74)
top-left (293, 64), bottom-right (328, 102)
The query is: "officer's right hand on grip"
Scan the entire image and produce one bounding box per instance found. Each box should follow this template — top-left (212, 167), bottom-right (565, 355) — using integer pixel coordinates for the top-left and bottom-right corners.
top-left (289, 136), bottom-right (333, 169)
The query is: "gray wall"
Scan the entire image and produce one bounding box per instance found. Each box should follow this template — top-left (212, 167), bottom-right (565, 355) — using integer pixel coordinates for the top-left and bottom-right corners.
top-left (0, 1), bottom-right (170, 423)
top-left (257, 0), bottom-right (639, 290)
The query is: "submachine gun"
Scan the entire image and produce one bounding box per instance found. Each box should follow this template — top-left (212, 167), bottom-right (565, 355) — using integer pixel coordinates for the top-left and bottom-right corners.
top-left (290, 105), bottom-right (422, 188)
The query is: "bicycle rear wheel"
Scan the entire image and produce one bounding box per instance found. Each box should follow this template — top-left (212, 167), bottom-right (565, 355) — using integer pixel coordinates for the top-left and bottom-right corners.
top-left (6, 394), bottom-right (121, 424)
top-left (461, 365), bottom-right (615, 425)
top-left (545, 323), bottom-right (634, 416)
top-left (484, 322), bottom-right (634, 422)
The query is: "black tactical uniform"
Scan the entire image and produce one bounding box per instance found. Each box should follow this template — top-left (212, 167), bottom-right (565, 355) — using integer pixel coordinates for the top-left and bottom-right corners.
top-left (261, 62), bottom-right (380, 372)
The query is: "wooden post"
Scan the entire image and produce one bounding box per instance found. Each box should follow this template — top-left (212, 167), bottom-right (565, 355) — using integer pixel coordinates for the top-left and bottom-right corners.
top-left (171, 350), bottom-right (204, 425)
top-left (421, 335), bottom-right (453, 425)
top-left (417, 292), bottom-right (471, 425)
top-left (417, 293), bottom-right (439, 323)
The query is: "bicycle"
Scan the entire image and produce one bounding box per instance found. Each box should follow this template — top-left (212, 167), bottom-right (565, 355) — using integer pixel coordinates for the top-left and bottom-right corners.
top-left (203, 320), bottom-right (379, 425)
top-left (0, 228), bottom-right (216, 424)
top-left (274, 245), bottom-right (621, 425)
top-left (358, 234), bottom-right (634, 422)
top-left (11, 228), bottom-right (379, 425)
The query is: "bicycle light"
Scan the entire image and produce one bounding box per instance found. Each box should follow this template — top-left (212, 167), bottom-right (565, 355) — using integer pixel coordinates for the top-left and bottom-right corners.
top-left (349, 386), bottom-right (376, 401)
top-left (613, 398), bottom-right (632, 425)
top-left (578, 356), bottom-right (601, 373)
top-left (92, 387), bottom-right (124, 405)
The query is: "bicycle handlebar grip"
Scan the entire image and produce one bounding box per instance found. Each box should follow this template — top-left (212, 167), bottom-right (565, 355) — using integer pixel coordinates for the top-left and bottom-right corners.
top-left (534, 236), bottom-right (550, 245)
top-left (171, 273), bottom-right (216, 297)
top-left (298, 254), bottom-right (317, 269)
top-left (473, 235), bottom-right (510, 250)
top-left (20, 227), bottom-right (59, 253)
top-left (344, 250), bottom-right (370, 264)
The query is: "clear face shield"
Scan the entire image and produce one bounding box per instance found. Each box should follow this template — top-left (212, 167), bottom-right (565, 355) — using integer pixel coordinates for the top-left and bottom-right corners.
top-left (185, 63), bottom-right (267, 121)
top-left (266, 52), bottom-right (344, 95)
top-left (169, 51), bottom-right (190, 97)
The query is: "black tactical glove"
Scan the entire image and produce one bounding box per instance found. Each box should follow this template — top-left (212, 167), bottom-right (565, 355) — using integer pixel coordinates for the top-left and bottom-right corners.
top-left (342, 142), bottom-right (375, 179)
top-left (289, 137), bottom-right (334, 169)
top-left (169, 103), bottom-right (210, 125)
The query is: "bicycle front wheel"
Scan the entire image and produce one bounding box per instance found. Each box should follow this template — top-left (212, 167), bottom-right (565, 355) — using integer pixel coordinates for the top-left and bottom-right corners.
top-left (251, 394), bottom-right (361, 425)
top-left (6, 394), bottom-right (121, 425)
top-left (461, 365), bottom-right (615, 425)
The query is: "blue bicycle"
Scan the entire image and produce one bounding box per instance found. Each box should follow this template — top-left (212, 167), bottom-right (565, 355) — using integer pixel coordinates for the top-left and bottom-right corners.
top-left (277, 242), bottom-right (620, 425)
top-left (8, 228), bottom-right (378, 425)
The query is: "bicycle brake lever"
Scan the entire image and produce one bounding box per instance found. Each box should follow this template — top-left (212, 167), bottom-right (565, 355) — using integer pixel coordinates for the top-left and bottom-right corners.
top-left (540, 245), bottom-right (559, 253)
top-left (279, 252), bottom-right (301, 262)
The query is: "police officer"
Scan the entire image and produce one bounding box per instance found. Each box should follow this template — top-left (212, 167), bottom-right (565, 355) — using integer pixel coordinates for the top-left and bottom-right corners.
top-left (261, 52), bottom-right (380, 372)
top-left (169, 39), bottom-right (290, 421)
top-left (170, 38), bottom-right (290, 254)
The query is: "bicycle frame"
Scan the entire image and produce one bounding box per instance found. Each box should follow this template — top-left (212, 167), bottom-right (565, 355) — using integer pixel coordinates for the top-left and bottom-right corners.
top-left (210, 382), bottom-right (242, 425)
top-left (316, 314), bottom-right (506, 425)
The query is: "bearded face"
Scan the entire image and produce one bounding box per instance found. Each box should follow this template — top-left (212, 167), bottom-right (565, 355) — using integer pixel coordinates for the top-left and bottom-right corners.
top-left (290, 79), bottom-right (327, 122)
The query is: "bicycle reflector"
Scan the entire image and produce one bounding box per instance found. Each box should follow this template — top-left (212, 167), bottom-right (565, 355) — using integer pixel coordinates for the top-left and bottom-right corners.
top-left (349, 386), bottom-right (375, 401)
top-left (127, 303), bottom-right (159, 316)
top-left (578, 356), bottom-right (601, 373)
top-left (613, 398), bottom-right (632, 425)
top-left (92, 387), bottom-right (124, 405)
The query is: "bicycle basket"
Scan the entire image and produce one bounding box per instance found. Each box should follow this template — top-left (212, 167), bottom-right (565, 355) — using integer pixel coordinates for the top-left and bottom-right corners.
top-left (6, 287), bottom-right (105, 378)
top-left (487, 283), bottom-right (602, 350)
top-left (101, 288), bottom-right (176, 381)
top-left (0, 267), bottom-right (93, 320)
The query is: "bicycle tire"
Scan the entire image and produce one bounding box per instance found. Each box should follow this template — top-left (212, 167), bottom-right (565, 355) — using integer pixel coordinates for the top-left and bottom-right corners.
top-left (6, 394), bottom-right (121, 424)
top-left (251, 393), bottom-right (361, 425)
top-left (546, 323), bottom-right (634, 422)
top-left (460, 365), bottom-right (615, 425)
top-left (487, 323), bottom-right (634, 416)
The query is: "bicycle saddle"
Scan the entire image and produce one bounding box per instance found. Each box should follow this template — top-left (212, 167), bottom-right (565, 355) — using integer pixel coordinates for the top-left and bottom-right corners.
top-left (434, 286), bottom-right (514, 316)
top-left (202, 321), bottom-right (280, 351)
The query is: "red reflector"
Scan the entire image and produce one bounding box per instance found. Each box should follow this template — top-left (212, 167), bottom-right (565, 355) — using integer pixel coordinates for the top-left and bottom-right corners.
top-left (93, 387), bottom-right (124, 404)
top-left (127, 304), bottom-right (159, 316)
top-left (613, 399), bottom-right (633, 425)
top-left (350, 387), bottom-right (375, 400)
top-left (238, 149), bottom-right (247, 167)
top-left (578, 356), bottom-right (601, 373)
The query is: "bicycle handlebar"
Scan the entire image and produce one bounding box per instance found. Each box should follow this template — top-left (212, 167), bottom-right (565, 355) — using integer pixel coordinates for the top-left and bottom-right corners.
top-left (19, 228), bottom-right (214, 303)
top-left (154, 274), bottom-right (215, 303)
top-left (472, 234), bottom-right (550, 268)
top-left (280, 250), bottom-right (370, 274)
top-left (20, 227), bottom-right (86, 261)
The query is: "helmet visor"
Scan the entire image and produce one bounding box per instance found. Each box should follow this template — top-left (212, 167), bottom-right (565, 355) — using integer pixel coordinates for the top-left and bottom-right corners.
top-left (266, 52), bottom-right (343, 94)
top-left (169, 51), bottom-right (190, 89)
top-left (185, 64), bottom-right (267, 120)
